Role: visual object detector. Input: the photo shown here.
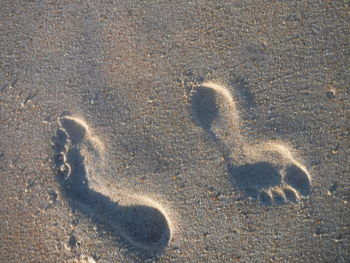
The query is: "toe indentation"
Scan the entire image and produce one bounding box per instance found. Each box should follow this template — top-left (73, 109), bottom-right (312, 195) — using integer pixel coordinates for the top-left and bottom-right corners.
top-left (259, 191), bottom-right (272, 205)
top-left (283, 187), bottom-right (298, 202)
top-left (272, 191), bottom-right (285, 204)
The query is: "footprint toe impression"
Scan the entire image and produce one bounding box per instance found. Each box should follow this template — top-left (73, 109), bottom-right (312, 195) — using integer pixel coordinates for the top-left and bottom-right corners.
top-left (190, 81), bottom-right (312, 205)
top-left (271, 190), bottom-right (285, 205)
top-left (259, 191), bottom-right (272, 205)
top-left (283, 187), bottom-right (298, 203)
top-left (52, 116), bottom-right (171, 251)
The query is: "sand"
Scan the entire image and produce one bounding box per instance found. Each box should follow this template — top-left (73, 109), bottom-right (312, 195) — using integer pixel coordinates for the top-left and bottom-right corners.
top-left (0, 1), bottom-right (349, 262)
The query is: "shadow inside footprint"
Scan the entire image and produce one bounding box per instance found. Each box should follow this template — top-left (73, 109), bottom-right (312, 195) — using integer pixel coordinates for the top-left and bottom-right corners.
top-left (64, 148), bottom-right (90, 203)
top-left (53, 126), bottom-right (171, 253)
top-left (228, 162), bottom-right (306, 205)
top-left (191, 86), bottom-right (219, 131)
top-left (228, 161), bottom-right (312, 204)
top-left (228, 162), bottom-right (282, 198)
top-left (284, 164), bottom-right (311, 196)
top-left (60, 118), bottom-right (87, 145)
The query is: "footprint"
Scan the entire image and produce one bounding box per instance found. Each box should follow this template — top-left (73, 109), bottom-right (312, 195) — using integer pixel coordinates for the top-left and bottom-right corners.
top-left (52, 115), bottom-right (172, 251)
top-left (190, 81), bottom-right (312, 205)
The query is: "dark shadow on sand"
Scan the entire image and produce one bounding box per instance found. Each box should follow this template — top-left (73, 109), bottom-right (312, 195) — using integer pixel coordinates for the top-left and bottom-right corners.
top-left (284, 164), bottom-right (311, 196)
top-left (227, 162), bottom-right (282, 201)
top-left (191, 86), bottom-right (219, 132)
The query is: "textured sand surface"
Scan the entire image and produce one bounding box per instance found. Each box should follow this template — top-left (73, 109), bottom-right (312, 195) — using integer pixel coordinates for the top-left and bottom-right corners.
top-left (0, 1), bottom-right (349, 262)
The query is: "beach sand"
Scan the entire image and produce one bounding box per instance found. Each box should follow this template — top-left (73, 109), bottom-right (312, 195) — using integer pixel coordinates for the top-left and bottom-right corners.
top-left (0, 1), bottom-right (349, 262)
